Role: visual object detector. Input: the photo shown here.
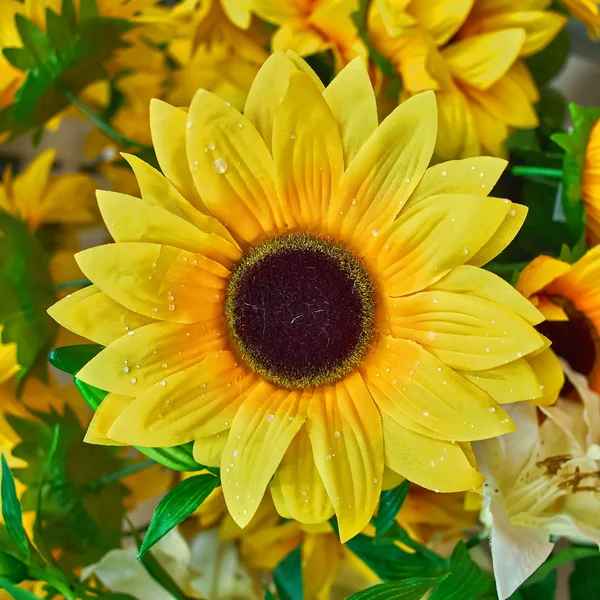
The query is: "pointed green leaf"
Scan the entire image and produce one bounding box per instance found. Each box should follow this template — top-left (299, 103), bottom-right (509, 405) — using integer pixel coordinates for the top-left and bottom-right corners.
top-left (347, 576), bottom-right (449, 600)
top-left (49, 344), bottom-right (104, 376)
top-left (569, 550), bottom-right (600, 599)
top-left (375, 480), bottom-right (410, 537)
top-left (274, 547), bottom-right (303, 600)
top-left (45, 9), bottom-right (72, 51)
top-left (138, 474), bottom-right (220, 558)
top-left (428, 542), bottom-right (492, 600)
top-left (79, 0), bottom-right (99, 22)
top-left (0, 456), bottom-right (29, 560)
top-left (2, 48), bottom-right (35, 71)
top-left (15, 15), bottom-right (54, 62)
top-left (0, 579), bottom-right (40, 600)
top-left (61, 0), bottom-right (77, 31)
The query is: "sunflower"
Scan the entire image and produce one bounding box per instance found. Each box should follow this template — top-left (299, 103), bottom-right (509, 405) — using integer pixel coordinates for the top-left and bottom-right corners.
top-left (583, 120), bottom-right (600, 244)
top-left (516, 248), bottom-right (600, 395)
top-left (559, 0), bottom-right (600, 38)
top-left (50, 51), bottom-right (555, 541)
top-left (252, 0), bottom-right (366, 70)
top-left (370, 0), bottom-right (565, 160)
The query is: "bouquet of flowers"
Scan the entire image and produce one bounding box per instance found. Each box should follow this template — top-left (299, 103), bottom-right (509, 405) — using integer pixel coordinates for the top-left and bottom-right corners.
top-left (0, 1), bottom-right (600, 599)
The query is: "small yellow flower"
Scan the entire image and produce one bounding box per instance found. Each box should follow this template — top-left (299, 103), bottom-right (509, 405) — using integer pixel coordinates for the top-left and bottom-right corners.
top-left (0, 149), bottom-right (96, 232)
top-left (517, 249), bottom-right (600, 395)
top-left (51, 52), bottom-right (552, 541)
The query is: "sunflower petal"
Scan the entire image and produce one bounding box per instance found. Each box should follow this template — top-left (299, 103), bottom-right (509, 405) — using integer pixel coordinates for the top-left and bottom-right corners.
top-left (408, 0), bottom-right (473, 45)
top-left (366, 194), bottom-right (510, 297)
top-left (270, 426), bottom-right (335, 524)
top-left (187, 90), bottom-right (284, 242)
top-left (323, 57), bottom-right (378, 165)
top-left (77, 320), bottom-right (225, 396)
top-left (388, 291), bottom-right (545, 370)
top-left (273, 70), bottom-right (344, 230)
top-left (13, 148), bottom-right (55, 216)
top-left (193, 431), bottom-right (229, 467)
top-left (107, 351), bottom-right (251, 446)
top-left (48, 285), bottom-right (156, 346)
top-left (527, 348), bottom-right (563, 406)
top-left (382, 414), bottom-right (485, 492)
top-left (307, 373), bottom-right (383, 542)
top-left (330, 91), bottom-right (437, 246)
top-left (222, 383), bottom-right (310, 528)
top-left (149, 99), bottom-right (202, 208)
top-left (515, 255), bottom-right (571, 299)
top-left (75, 242), bottom-right (229, 323)
top-left (442, 29), bottom-right (525, 90)
top-left (84, 393), bottom-right (133, 445)
top-left (363, 338), bottom-right (510, 441)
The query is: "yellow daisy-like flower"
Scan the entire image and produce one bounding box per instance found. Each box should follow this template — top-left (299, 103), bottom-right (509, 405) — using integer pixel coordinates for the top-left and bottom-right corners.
top-left (253, 0), bottom-right (366, 69)
top-left (516, 248), bottom-right (600, 395)
top-left (50, 51), bottom-right (553, 541)
top-left (0, 148), bottom-right (96, 232)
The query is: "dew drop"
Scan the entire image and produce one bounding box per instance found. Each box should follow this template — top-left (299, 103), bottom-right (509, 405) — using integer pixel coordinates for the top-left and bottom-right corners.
top-left (127, 330), bottom-right (135, 336)
top-left (430, 460), bottom-right (435, 467)
top-left (290, 134), bottom-right (297, 140)
top-left (351, 198), bottom-right (357, 206)
top-left (436, 367), bottom-right (442, 373)
top-left (233, 449), bottom-right (239, 458)
top-left (266, 413), bottom-right (275, 422)
top-left (301, 490), bottom-right (308, 496)
top-left (333, 430), bottom-right (341, 439)
top-left (213, 158), bottom-right (229, 174)
top-left (488, 407), bottom-right (496, 413)
top-left (433, 297), bottom-right (439, 304)
top-left (442, 380), bottom-right (447, 385)
top-left (371, 229), bottom-right (378, 237)
top-left (501, 418), bottom-right (510, 425)
top-left (168, 304), bottom-right (175, 311)
top-left (373, 478), bottom-right (378, 484)
top-left (427, 331), bottom-right (437, 341)
top-left (442, 171), bottom-right (447, 177)
top-left (159, 380), bottom-right (166, 387)
top-left (405, 177), bottom-right (411, 183)
top-left (130, 377), bottom-right (137, 384)
top-left (463, 247), bottom-right (469, 255)
top-left (210, 143), bottom-right (216, 150)
top-left (479, 172), bottom-right (485, 178)
top-left (509, 209), bottom-right (517, 217)
top-left (423, 411), bottom-right (429, 417)
top-left (186, 120), bottom-right (192, 129)
top-left (123, 366), bottom-right (130, 373)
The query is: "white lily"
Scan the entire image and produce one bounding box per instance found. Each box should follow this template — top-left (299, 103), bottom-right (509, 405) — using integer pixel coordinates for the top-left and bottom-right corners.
top-left (473, 361), bottom-right (600, 600)
top-left (83, 528), bottom-right (258, 599)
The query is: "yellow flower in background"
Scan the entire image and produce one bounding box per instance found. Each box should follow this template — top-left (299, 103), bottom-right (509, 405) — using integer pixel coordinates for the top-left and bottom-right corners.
top-left (0, 0), bottom-right (26, 110)
top-left (51, 51), bottom-right (553, 541)
top-left (559, 0), bottom-right (600, 38)
top-left (473, 362), bottom-right (600, 600)
top-left (516, 248), bottom-right (600, 395)
top-left (253, 0), bottom-right (366, 70)
top-left (0, 149), bottom-right (96, 232)
top-left (371, 0), bottom-right (565, 160)
top-left (583, 119), bottom-right (600, 244)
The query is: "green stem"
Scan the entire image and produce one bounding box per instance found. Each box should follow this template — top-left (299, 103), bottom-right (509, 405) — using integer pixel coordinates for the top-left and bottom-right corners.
top-left (511, 166), bottom-right (564, 179)
top-left (27, 566), bottom-right (77, 600)
top-left (86, 458), bottom-right (155, 491)
top-left (59, 85), bottom-right (153, 152)
top-left (54, 278), bottom-right (92, 290)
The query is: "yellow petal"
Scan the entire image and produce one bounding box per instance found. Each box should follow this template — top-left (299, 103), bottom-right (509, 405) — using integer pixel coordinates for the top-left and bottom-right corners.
top-left (285, 50), bottom-right (326, 92)
top-left (48, 285), bottom-right (157, 346)
top-left (302, 533), bottom-right (341, 600)
top-left (193, 431), bottom-right (229, 467)
top-left (467, 97), bottom-right (510, 158)
top-left (474, 11), bottom-right (566, 57)
top-left (427, 266), bottom-right (543, 325)
top-left (273, 70), bottom-right (344, 230)
top-left (272, 22), bottom-right (329, 57)
top-left (149, 99), bottom-right (203, 209)
top-left (509, 61), bottom-right (539, 103)
top-left (77, 320), bottom-right (225, 396)
top-left (382, 414), bottom-right (486, 492)
top-left (84, 393), bottom-right (133, 445)
top-left (186, 89), bottom-right (284, 242)
top-left (221, 0), bottom-right (251, 28)
top-left (323, 57), bottom-right (378, 165)
top-left (121, 154), bottom-right (237, 246)
top-left (97, 191), bottom-right (241, 268)
top-left (108, 351), bottom-right (252, 446)
top-left (388, 290), bottom-right (545, 371)
top-left (222, 383), bottom-right (310, 528)
top-left (366, 194), bottom-right (510, 297)
top-left (330, 91), bottom-right (437, 246)
top-left (13, 149), bottom-right (55, 218)
top-left (528, 348), bottom-right (563, 406)
top-left (443, 29), bottom-right (525, 90)
top-left (536, 298), bottom-right (569, 321)
top-left (468, 79), bottom-right (539, 133)
top-left (252, 0), bottom-right (307, 24)
top-left (76, 242), bottom-right (229, 323)
top-left (408, 0), bottom-right (473, 45)
top-left (270, 426), bottom-right (334, 524)
top-left (407, 157), bottom-right (508, 207)
top-left (459, 359), bottom-right (543, 404)
top-left (244, 52), bottom-right (297, 152)
top-left (363, 337), bottom-right (510, 441)
top-left (307, 373), bottom-right (383, 542)
top-left (515, 255), bottom-right (571, 299)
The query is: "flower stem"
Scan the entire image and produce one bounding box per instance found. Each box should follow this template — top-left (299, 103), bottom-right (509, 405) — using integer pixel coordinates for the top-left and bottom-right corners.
top-left (54, 278), bottom-right (92, 290)
top-left (59, 85), bottom-right (153, 152)
top-left (86, 458), bottom-right (155, 491)
top-left (511, 166), bottom-right (564, 179)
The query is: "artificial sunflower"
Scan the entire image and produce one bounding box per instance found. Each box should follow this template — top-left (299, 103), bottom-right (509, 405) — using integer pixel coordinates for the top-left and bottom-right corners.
top-left (516, 248), bottom-right (600, 395)
top-left (50, 51), bottom-right (555, 541)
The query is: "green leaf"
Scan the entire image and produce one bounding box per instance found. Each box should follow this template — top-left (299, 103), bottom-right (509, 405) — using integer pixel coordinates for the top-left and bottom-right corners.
top-left (0, 579), bottom-right (40, 600)
top-left (0, 212), bottom-right (57, 379)
top-left (2, 48), bottom-right (35, 71)
top-left (264, 590), bottom-right (276, 600)
top-left (138, 474), bottom-right (220, 558)
top-left (0, 456), bottom-right (29, 560)
top-left (569, 550), bottom-right (600, 599)
top-left (48, 344), bottom-right (103, 376)
top-left (525, 546), bottom-right (599, 587)
top-left (375, 480), bottom-right (410, 537)
top-left (45, 9), bottom-right (73, 51)
top-left (273, 547), bottom-right (303, 600)
top-left (510, 570), bottom-right (556, 600)
top-left (525, 26), bottom-right (570, 88)
top-left (428, 542), bottom-right (492, 600)
top-left (14, 15), bottom-right (54, 63)
top-left (79, 0), bottom-right (99, 22)
top-left (0, 551), bottom-right (27, 584)
top-left (61, 0), bottom-right (77, 31)
top-left (347, 576), bottom-right (449, 600)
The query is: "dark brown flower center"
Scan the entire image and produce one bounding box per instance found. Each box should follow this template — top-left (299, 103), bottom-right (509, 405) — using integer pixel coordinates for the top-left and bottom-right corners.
top-left (225, 233), bottom-right (376, 389)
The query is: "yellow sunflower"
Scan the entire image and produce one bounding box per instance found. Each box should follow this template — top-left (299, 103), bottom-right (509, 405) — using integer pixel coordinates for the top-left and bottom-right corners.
top-left (50, 51), bottom-right (555, 541)
top-left (516, 248), bottom-right (600, 395)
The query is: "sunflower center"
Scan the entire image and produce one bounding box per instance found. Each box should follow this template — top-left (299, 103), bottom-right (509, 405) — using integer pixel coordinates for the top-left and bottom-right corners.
top-left (225, 233), bottom-right (376, 389)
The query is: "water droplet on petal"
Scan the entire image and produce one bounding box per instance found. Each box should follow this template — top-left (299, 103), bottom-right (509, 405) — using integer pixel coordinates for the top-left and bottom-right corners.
top-left (159, 380), bottom-right (166, 387)
top-left (130, 377), bottom-right (137, 384)
top-left (123, 366), bottom-right (130, 373)
top-left (266, 413), bottom-right (275, 422)
top-left (214, 158), bottom-right (228, 174)
top-left (333, 430), bottom-right (341, 439)
top-left (488, 407), bottom-right (496, 413)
